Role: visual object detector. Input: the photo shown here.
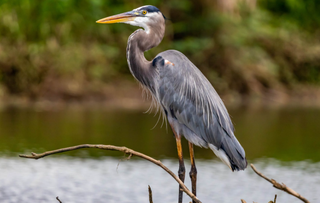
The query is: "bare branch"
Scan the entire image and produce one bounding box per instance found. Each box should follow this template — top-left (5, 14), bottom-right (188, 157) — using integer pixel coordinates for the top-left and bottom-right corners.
top-left (148, 185), bottom-right (153, 203)
top-left (251, 164), bottom-right (310, 203)
top-left (19, 144), bottom-right (201, 203)
top-left (240, 199), bottom-right (247, 203)
top-left (56, 196), bottom-right (62, 203)
top-left (274, 194), bottom-right (277, 203)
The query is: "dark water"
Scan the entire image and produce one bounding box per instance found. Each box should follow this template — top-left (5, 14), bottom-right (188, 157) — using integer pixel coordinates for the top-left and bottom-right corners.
top-left (0, 106), bottom-right (320, 202)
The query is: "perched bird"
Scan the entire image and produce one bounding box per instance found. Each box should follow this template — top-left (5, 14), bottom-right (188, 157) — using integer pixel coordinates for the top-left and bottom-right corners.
top-left (97, 5), bottom-right (247, 203)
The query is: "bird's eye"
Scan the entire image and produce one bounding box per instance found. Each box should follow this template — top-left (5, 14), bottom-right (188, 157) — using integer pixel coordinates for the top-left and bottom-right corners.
top-left (142, 10), bottom-right (147, 15)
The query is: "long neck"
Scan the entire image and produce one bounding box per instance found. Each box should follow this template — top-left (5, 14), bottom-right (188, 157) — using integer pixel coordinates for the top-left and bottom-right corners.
top-left (126, 25), bottom-right (165, 93)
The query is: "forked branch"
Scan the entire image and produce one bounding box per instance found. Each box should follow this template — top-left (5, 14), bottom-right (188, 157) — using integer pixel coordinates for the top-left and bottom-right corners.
top-left (19, 144), bottom-right (201, 203)
top-left (250, 164), bottom-right (310, 203)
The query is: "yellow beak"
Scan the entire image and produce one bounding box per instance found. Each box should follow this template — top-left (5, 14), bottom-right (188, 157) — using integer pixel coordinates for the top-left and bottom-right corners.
top-left (96, 11), bottom-right (138, 24)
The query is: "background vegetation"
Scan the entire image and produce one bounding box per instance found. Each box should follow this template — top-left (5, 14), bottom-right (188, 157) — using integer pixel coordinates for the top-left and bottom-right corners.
top-left (0, 0), bottom-right (320, 104)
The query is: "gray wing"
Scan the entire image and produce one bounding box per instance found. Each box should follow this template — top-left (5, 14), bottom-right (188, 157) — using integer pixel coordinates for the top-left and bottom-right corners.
top-left (154, 50), bottom-right (247, 171)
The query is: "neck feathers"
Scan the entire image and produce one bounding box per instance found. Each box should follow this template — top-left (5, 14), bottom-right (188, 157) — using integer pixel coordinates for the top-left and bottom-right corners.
top-left (126, 22), bottom-right (165, 92)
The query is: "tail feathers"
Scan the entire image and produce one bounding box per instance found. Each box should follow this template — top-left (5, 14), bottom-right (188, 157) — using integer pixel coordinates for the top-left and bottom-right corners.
top-left (209, 135), bottom-right (247, 171)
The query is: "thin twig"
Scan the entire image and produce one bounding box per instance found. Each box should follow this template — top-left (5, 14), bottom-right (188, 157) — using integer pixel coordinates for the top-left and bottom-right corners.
top-left (19, 144), bottom-right (201, 203)
top-left (251, 164), bottom-right (310, 203)
top-left (274, 194), bottom-right (277, 203)
top-left (148, 185), bottom-right (153, 203)
top-left (56, 196), bottom-right (62, 203)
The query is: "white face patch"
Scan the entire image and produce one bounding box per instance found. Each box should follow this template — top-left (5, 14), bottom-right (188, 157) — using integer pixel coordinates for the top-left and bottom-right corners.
top-left (125, 11), bottom-right (162, 34)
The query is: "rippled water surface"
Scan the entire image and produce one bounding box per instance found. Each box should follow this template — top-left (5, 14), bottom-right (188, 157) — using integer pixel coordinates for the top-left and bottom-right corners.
top-left (0, 106), bottom-right (320, 202)
top-left (1, 157), bottom-right (319, 203)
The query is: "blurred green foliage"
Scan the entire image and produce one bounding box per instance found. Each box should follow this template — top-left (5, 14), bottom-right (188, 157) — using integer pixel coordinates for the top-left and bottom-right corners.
top-left (260, 0), bottom-right (320, 30)
top-left (0, 0), bottom-right (320, 100)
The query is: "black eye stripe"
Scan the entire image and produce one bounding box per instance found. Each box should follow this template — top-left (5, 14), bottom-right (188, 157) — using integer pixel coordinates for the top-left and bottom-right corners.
top-left (136, 6), bottom-right (166, 19)
top-left (140, 5), bottom-right (160, 13)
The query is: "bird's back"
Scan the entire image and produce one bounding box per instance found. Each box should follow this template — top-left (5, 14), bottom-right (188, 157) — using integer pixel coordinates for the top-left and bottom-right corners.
top-left (153, 50), bottom-right (247, 171)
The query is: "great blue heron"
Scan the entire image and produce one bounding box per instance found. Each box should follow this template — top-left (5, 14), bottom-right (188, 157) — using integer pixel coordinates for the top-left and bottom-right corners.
top-left (97, 5), bottom-right (247, 203)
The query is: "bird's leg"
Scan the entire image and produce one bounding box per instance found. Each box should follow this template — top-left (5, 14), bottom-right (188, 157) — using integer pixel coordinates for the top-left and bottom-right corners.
top-left (188, 142), bottom-right (197, 202)
top-left (175, 136), bottom-right (185, 203)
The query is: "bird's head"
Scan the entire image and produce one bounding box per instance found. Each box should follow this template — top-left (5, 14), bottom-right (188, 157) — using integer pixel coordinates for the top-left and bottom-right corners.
top-left (96, 5), bottom-right (166, 34)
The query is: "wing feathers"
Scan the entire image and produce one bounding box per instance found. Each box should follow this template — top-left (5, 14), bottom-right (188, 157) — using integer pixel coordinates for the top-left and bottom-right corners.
top-left (156, 50), bottom-right (247, 171)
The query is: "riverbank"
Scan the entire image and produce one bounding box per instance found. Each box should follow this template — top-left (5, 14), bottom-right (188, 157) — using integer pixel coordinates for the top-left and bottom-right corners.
top-left (1, 81), bottom-right (320, 112)
top-left (1, 1), bottom-right (320, 109)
